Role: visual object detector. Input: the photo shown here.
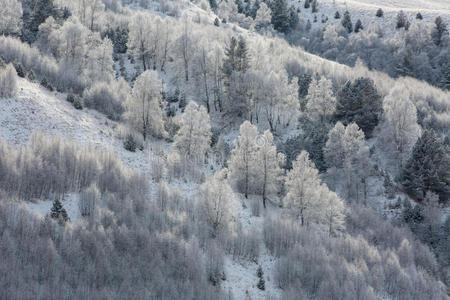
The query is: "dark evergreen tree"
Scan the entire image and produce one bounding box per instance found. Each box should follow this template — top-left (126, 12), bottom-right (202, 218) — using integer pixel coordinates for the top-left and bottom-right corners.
top-left (271, 0), bottom-right (291, 33)
top-left (354, 19), bottom-right (363, 32)
top-left (376, 8), bottom-right (383, 17)
top-left (311, 0), bottom-right (318, 13)
top-left (282, 117), bottom-right (328, 171)
top-left (304, 0), bottom-right (310, 9)
top-left (400, 130), bottom-right (450, 202)
top-left (235, 0), bottom-right (244, 14)
top-left (383, 172), bottom-right (396, 199)
top-left (236, 36), bottom-right (250, 72)
top-left (256, 265), bottom-right (265, 290)
top-left (209, 0), bottom-right (218, 12)
top-left (297, 74), bottom-right (312, 109)
top-left (334, 11), bottom-right (340, 19)
top-left (50, 198), bottom-right (69, 223)
top-left (313, 14), bottom-right (317, 23)
top-left (222, 36), bottom-right (238, 80)
top-left (341, 11), bottom-right (353, 33)
top-left (440, 63), bottom-right (450, 90)
top-left (214, 17), bottom-right (220, 27)
top-left (396, 10), bottom-right (407, 29)
top-left (13, 62), bottom-right (25, 78)
top-left (288, 7), bottom-right (299, 30)
top-left (306, 19), bottom-right (311, 31)
top-left (335, 77), bottom-right (382, 137)
top-left (416, 12), bottom-right (423, 20)
top-left (250, 0), bottom-right (260, 19)
top-left (22, 0), bottom-right (57, 43)
top-left (431, 16), bottom-right (448, 46)
top-left (103, 27), bottom-right (129, 54)
top-left (402, 199), bottom-right (424, 226)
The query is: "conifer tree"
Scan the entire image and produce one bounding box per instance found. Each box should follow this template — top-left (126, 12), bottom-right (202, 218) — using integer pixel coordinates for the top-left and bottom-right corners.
top-left (304, 0), bottom-right (310, 9)
top-left (396, 11), bottom-right (407, 29)
top-left (270, 0), bottom-right (291, 33)
top-left (354, 19), bottom-right (363, 32)
top-left (376, 8), bottom-right (383, 17)
top-left (400, 130), bottom-right (450, 202)
top-left (257, 265), bottom-right (265, 290)
top-left (311, 0), bottom-right (318, 13)
top-left (334, 11), bottom-right (340, 19)
top-left (335, 77), bottom-right (382, 137)
top-left (416, 12), bottom-right (423, 20)
top-left (431, 16), bottom-right (448, 46)
top-left (341, 11), bottom-right (353, 33)
top-left (50, 198), bottom-right (69, 223)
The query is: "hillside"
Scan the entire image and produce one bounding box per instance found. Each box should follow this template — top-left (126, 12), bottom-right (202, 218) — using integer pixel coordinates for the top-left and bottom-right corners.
top-left (0, 0), bottom-right (449, 299)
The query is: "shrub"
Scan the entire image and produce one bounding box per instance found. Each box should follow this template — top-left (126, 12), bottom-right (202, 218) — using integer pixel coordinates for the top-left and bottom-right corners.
top-left (0, 64), bottom-right (17, 98)
top-left (40, 77), bottom-right (54, 91)
top-left (124, 133), bottom-right (137, 152)
top-left (73, 97), bottom-right (83, 109)
top-left (66, 92), bottom-right (76, 103)
top-left (82, 81), bottom-right (125, 120)
top-left (13, 62), bottom-right (25, 78)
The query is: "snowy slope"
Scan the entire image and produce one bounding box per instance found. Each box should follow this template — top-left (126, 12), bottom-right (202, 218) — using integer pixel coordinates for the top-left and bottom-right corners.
top-left (0, 77), bottom-right (283, 298)
top-left (291, 0), bottom-right (450, 37)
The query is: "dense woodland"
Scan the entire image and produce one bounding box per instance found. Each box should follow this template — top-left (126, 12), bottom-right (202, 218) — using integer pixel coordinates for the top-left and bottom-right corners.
top-left (0, 0), bottom-right (449, 299)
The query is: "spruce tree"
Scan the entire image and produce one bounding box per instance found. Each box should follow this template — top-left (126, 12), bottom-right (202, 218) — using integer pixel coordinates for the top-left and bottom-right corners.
top-left (376, 8), bottom-right (383, 17)
top-left (257, 265), bottom-right (265, 290)
top-left (334, 11), bottom-right (340, 19)
top-left (341, 11), bottom-right (353, 33)
top-left (354, 19), bottom-right (363, 32)
top-left (50, 198), bottom-right (69, 223)
top-left (440, 63), bottom-right (450, 90)
top-left (304, 0), bottom-right (310, 9)
top-left (209, 0), bottom-right (218, 12)
top-left (222, 37), bottom-right (238, 80)
top-left (311, 0), bottom-right (318, 13)
top-left (396, 11), bottom-right (407, 29)
top-left (236, 36), bottom-right (250, 73)
top-left (416, 12), bottom-right (423, 20)
top-left (335, 77), bottom-right (382, 137)
top-left (431, 16), bottom-right (448, 46)
top-left (271, 0), bottom-right (291, 33)
top-left (400, 130), bottom-right (450, 202)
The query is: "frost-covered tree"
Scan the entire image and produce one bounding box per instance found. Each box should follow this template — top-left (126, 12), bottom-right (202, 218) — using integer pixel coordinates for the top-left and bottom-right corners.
top-left (126, 70), bottom-right (166, 140)
top-left (324, 122), bottom-right (370, 202)
top-left (381, 84), bottom-right (421, 163)
top-left (0, 64), bottom-right (17, 98)
top-left (400, 130), bottom-right (450, 202)
top-left (0, 0), bottom-right (22, 36)
top-left (305, 77), bottom-right (336, 123)
top-left (254, 130), bottom-right (284, 208)
top-left (127, 13), bottom-right (153, 71)
top-left (229, 121), bottom-right (259, 198)
top-left (323, 121), bottom-right (346, 169)
top-left (284, 151), bottom-right (321, 226)
top-left (197, 169), bottom-right (233, 236)
top-left (254, 2), bottom-right (272, 31)
top-left (174, 101), bottom-right (212, 162)
top-left (320, 184), bottom-right (346, 235)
